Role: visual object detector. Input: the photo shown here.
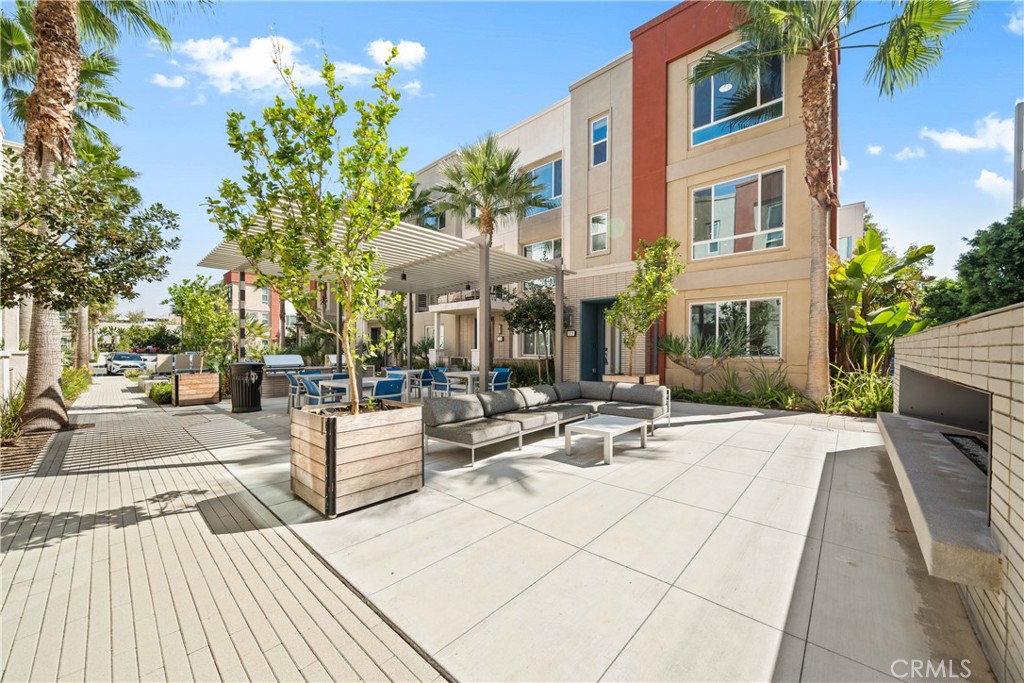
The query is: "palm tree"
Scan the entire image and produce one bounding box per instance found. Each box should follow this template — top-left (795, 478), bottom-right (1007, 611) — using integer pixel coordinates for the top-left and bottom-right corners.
top-left (400, 182), bottom-right (434, 226)
top-left (690, 0), bottom-right (974, 401)
top-left (17, 0), bottom-right (192, 430)
top-left (433, 133), bottom-right (551, 246)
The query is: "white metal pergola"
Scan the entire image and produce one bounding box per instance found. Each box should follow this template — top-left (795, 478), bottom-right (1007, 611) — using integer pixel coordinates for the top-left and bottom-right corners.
top-left (197, 220), bottom-right (567, 382)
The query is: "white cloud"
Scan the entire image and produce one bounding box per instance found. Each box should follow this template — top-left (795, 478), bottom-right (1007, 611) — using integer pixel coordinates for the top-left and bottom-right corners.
top-left (174, 35), bottom-right (375, 96)
top-left (366, 39), bottom-right (427, 69)
top-left (975, 170), bottom-right (1012, 199)
top-left (401, 80), bottom-right (422, 97)
top-left (920, 114), bottom-right (1014, 155)
top-left (190, 93), bottom-right (206, 106)
top-left (150, 73), bottom-right (187, 88)
top-left (1006, 2), bottom-right (1024, 35)
top-left (866, 144), bottom-right (883, 156)
top-left (839, 155), bottom-right (849, 173)
top-left (893, 146), bottom-right (926, 161)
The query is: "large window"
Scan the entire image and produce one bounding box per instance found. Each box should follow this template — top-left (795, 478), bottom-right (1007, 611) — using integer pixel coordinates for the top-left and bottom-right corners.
top-left (425, 324), bottom-right (445, 349)
top-left (692, 44), bottom-right (783, 146)
top-left (523, 238), bottom-right (561, 290)
top-left (690, 298), bottom-right (782, 357)
top-left (591, 116), bottom-right (608, 166)
top-left (422, 205), bottom-right (446, 230)
top-left (692, 169), bottom-right (784, 259)
top-left (526, 159), bottom-right (562, 217)
top-left (589, 213), bottom-right (608, 254)
top-left (521, 331), bottom-right (551, 357)
top-left (261, 287), bottom-right (269, 305)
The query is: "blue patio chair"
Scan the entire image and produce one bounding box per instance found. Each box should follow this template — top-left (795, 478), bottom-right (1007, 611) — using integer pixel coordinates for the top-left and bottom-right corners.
top-left (488, 368), bottom-right (512, 392)
top-left (301, 378), bottom-right (341, 406)
top-left (429, 369), bottom-right (467, 397)
top-left (385, 366), bottom-right (403, 373)
top-left (371, 378), bottom-right (405, 402)
top-left (286, 372), bottom-right (303, 410)
top-left (410, 370), bottom-right (431, 398)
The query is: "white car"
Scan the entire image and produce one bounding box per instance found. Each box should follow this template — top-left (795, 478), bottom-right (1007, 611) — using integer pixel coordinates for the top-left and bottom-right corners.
top-left (105, 352), bottom-right (147, 375)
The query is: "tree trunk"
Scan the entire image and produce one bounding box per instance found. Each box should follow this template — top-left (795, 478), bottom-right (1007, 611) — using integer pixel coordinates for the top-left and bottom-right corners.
top-left (75, 305), bottom-right (90, 368)
top-left (800, 48), bottom-right (836, 403)
top-left (18, 296), bottom-right (32, 347)
top-left (20, 0), bottom-right (82, 432)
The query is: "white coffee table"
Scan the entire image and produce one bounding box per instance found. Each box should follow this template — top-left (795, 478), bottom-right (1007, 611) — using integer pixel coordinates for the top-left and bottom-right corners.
top-left (564, 415), bottom-right (648, 465)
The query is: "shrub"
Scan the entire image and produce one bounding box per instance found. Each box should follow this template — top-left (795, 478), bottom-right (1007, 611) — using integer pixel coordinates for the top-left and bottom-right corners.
top-left (670, 362), bottom-right (813, 412)
top-left (821, 367), bottom-right (893, 417)
top-left (123, 369), bottom-right (144, 380)
top-left (504, 361), bottom-right (543, 388)
top-left (61, 367), bottom-right (92, 402)
top-left (148, 383), bottom-right (172, 405)
top-left (1, 382), bottom-right (26, 445)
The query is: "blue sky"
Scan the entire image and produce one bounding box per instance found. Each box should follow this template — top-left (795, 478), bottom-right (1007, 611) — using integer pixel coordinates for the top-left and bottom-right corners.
top-left (3, 1), bottom-right (1022, 315)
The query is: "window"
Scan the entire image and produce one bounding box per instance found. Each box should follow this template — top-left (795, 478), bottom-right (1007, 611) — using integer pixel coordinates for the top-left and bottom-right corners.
top-left (838, 235), bottom-right (854, 260)
top-left (422, 206), bottom-right (446, 230)
top-left (415, 294), bottom-right (429, 312)
top-left (521, 331), bottom-right (551, 357)
top-left (526, 159), bottom-right (562, 217)
top-left (260, 287), bottom-right (269, 305)
top-left (692, 169), bottom-right (784, 259)
top-left (523, 238), bottom-right (562, 290)
top-left (692, 43), bottom-right (783, 146)
top-left (261, 312), bottom-right (270, 327)
top-left (690, 298), bottom-right (782, 357)
top-left (589, 213), bottom-right (608, 254)
top-left (591, 116), bottom-right (608, 166)
top-left (425, 324), bottom-right (445, 349)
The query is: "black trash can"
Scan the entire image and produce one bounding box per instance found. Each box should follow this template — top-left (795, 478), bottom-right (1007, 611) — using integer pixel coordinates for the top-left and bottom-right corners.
top-left (230, 362), bottom-right (265, 413)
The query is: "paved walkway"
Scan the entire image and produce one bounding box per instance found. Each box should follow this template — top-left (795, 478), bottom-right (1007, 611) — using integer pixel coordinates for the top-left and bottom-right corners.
top-left (0, 377), bottom-right (441, 682)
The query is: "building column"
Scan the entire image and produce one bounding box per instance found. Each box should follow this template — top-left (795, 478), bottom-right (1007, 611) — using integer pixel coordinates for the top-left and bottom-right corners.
top-left (553, 258), bottom-right (564, 383)
top-left (406, 294), bottom-right (414, 367)
top-left (478, 238), bottom-right (491, 383)
top-left (238, 271), bottom-right (246, 360)
top-left (432, 310), bottom-right (440, 365)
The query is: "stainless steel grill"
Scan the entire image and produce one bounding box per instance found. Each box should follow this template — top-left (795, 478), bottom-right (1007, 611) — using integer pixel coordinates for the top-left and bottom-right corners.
top-left (262, 354), bottom-right (305, 375)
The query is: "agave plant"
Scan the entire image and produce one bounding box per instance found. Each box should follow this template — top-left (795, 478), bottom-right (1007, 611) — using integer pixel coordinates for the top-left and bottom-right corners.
top-left (658, 319), bottom-right (749, 393)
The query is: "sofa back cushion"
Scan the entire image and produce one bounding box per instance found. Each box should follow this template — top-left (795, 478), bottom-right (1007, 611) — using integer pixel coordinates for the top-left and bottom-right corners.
top-left (579, 381), bottom-right (615, 401)
top-left (517, 385), bottom-right (558, 407)
top-left (553, 382), bottom-right (582, 401)
top-left (477, 389), bottom-right (527, 416)
top-left (422, 395), bottom-right (484, 427)
top-left (611, 382), bottom-right (668, 407)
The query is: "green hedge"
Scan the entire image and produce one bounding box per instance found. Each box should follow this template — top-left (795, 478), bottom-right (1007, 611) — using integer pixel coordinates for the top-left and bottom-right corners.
top-left (148, 383), bottom-right (172, 405)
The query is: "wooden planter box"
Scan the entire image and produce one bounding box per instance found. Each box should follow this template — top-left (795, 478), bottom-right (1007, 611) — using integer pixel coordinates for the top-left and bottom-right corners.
top-left (172, 372), bottom-right (222, 406)
top-left (603, 374), bottom-right (661, 385)
top-left (290, 402), bottom-right (423, 517)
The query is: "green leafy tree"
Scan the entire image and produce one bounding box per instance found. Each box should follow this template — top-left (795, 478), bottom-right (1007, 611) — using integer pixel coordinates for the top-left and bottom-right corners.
top-left (503, 288), bottom-right (568, 383)
top-left (829, 229), bottom-right (934, 370)
top-left (604, 236), bottom-right (684, 376)
top-left (921, 277), bottom-right (967, 325)
top-left (433, 133), bottom-right (551, 246)
top-left (691, 0), bottom-right (975, 400)
top-left (207, 53), bottom-right (412, 413)
top-left (164, 276), bottom-right (233, 372)
top-left (954, 207), bottom-right (1024, 317)
top-left (380, 293), bottom-right (408, 366)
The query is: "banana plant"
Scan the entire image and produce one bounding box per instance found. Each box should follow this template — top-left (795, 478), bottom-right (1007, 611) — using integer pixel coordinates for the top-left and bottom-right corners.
top-left (829, 229), bottom-right (934, 371)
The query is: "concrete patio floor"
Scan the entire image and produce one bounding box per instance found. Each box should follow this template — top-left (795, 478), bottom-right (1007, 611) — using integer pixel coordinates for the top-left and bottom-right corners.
top-left (190, 390), bottom-right (995, 682)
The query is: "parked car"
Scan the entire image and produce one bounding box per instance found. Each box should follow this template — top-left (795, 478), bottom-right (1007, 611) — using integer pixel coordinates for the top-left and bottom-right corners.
top-left (106, 352), bottom-right (147, 375)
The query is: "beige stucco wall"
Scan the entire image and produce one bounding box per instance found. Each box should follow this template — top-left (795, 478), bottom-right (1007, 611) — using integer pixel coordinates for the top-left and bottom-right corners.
top-left (894, 303), bottom-right (1024, 683)
top-left (662, 35), bottom-right (813, 392)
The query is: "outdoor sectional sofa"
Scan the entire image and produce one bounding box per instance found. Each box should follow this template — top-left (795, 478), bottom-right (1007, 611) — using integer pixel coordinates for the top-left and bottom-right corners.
top-left (422, 381), bottom-right (671, 466)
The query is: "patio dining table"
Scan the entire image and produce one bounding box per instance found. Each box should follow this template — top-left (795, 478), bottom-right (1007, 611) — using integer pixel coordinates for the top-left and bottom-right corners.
top-left (319, 376), bottom-right (383, 403)
top-left (446, 370), bottom-right (481, 394)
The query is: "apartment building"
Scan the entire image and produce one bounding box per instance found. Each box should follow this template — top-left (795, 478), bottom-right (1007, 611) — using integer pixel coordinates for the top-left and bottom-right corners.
top-left (409, 0), bottom-right (851, 391)
top-left (222, 271), bottom-right (286, 347)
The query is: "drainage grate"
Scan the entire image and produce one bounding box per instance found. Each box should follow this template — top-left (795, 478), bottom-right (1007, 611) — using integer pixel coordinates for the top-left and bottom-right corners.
top-left (943, 433), bottom-right (989, 476)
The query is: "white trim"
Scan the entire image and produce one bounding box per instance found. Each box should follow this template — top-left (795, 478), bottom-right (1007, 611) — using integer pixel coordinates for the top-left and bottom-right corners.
top-left (687, 296), bottom-right (784, 359)
top-left (690, 40), bottom-right (786, 148)
top-left (691, 166), bottom-right (787, 261)
top-left (591, 114), bottom-right (609, 168)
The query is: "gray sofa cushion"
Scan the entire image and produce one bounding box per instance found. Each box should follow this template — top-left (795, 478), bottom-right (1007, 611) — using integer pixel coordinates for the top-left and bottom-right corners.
top-left (553, 382), bottom-right (582, 401)
top-left (527, 402), bottom-right (593, 421)
top-left (477, 389), bottom-right (527, 416)
top-left (422, 395), bottom-right (484, 427)
top-left (425, 417), bottom-right (521, 445)
top-left (598, 402), bottom-right (666, 421)
top-left (610, 382), bottom-right (668, 407)
top-left (492, 410), bottom-right (559, 431)
top-left (580, 381), bottom-right (615, 401)
top-left (566, 398), bottom-right (608, 412)
top-left (517, 385), bottom-right (558, 407)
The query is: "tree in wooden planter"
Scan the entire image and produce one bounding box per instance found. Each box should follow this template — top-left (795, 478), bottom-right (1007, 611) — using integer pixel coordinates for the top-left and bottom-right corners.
top-left (164, 276), bottom-right (233, 405)
top-left (604, 236), bottom-right (683, 382)
top-left (207, 49), bottom-right (419, 516)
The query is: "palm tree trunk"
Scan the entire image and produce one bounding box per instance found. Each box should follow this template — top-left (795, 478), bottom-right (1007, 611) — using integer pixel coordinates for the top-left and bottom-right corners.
top-left (75, 305), bottom-right (90, 368)
top-left (21, 0), bottom-right (82, 432)
top-left (800, 48), bottom-right (837, 403)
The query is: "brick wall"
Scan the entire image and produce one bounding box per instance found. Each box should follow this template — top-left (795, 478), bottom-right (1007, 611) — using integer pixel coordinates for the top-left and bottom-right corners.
top-left (894, 302), bottom-right (1024, 683)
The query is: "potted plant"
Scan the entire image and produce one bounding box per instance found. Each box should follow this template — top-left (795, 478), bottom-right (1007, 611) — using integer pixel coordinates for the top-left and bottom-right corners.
top-left (208, 52), bottom-right (419, 516)
top-left (164, 276), bottom-right (233, 406)
top-left (604, 236), bottom-right (683, 384)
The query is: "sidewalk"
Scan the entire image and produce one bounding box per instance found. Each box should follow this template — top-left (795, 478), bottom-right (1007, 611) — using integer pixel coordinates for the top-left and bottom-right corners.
top-left (0, 377), bottom-right (441, 682)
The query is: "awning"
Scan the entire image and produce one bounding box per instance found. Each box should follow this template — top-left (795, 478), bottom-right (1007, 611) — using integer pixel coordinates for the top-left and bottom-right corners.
top-left (197, 217), bottom-right (560, 296)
